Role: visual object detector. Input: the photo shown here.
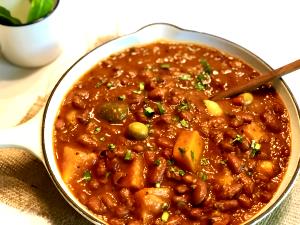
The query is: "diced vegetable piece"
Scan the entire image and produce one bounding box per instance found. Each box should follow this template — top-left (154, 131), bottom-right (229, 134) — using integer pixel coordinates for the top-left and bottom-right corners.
top-left (96, 101), bottom-right (129, 123)
top-left (215, 169), bottom-right (234, 186)
top-left (127, 122), bottom-right (149, 140)
top-left (256, 160), bottom-right (274, 177)
top-left (121, 155), bottom-right (145, 189)
top-left (203, 100), bottom-right (223, 116)
top-left (66, 110), bottom-right (77, 125)
top-left (240, 92), bottom-right (254, 105)
top-left (61, 146), bottom-right (97, 183)
top-left (135, 187), bottom-right (172, 223)
top-left (243, 122), bottom-right (265, 142)
top-left (173, 130), bottom-right (203, 172)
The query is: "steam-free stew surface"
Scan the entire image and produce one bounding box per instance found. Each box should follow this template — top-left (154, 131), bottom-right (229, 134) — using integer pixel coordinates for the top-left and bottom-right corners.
top-left (53, 42), bottom-right (290, 225)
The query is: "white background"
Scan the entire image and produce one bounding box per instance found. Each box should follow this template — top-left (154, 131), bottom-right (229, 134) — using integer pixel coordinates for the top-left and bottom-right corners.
top-left (0, 0), bottom-right (299, 127)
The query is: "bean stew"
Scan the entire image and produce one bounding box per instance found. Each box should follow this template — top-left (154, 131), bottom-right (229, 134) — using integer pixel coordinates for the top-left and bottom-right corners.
top-left (53, 42), bottom-right (290, 225)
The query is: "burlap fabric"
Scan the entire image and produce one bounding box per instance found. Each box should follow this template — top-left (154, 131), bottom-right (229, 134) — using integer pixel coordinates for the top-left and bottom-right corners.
top-left (0, 37), bottom-right (299, 225)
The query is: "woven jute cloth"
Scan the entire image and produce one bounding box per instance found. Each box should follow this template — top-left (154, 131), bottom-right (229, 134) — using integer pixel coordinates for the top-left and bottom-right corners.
top-left (1, 37), bottom-right (300, 225)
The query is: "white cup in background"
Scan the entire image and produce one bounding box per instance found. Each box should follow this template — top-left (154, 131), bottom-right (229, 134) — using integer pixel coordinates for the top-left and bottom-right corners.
top-left (0, 0), bottom-right (62, 68)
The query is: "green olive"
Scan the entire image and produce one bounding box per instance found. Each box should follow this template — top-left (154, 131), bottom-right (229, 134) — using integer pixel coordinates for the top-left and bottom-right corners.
top-left (127, 122), bottom-right (149, 140)
top-left (96, 102), bottom-right (129, 123)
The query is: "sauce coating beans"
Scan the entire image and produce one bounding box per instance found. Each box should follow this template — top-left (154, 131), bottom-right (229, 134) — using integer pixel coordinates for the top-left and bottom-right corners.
top-left (53, 42), bottom-right (290, 225)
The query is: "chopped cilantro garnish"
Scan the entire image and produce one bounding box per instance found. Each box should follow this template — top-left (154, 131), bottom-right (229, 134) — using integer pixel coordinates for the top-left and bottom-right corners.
top-left (157, 102), bottom-right (166, 115)
top-left (200, 59), bottom-right (212, 75)
top-left (232, 134), bottom-right (243, 143)
top-left (132, 82), bottom-right (145, 94)
top-left (220, 159), bottom-right (227, 165)
top-left (118, 95), bottom-right (126, 101)
top-left (154, 159), bottom-right (161, 166)
top-left (132, 89), bottom-right (142, 94)
top-left (160, 63), bottom-right (170, 69)
top-left (94, 127), bottom-right (101, 134)
top-left (179, 73), bottom-right (192, 81)
top-left (195, 81), bottom-right (206, 91)
top-left (144, 107), bottom-right (155, 117)
top-left (180, 119), bottom-right (189, 128)
top-left (124, 150), bottom-right (132, 161)
top-left (108, 143), bottom-right (116, 150)
top-left (167, 159), bottom-right (175, 165)
top-left (99, 136), bottom-right (105, 142)
top-left (250, 140), bottom-right (261, 157)
top-left (105, 172), bottom-right (111, 178)
top-left (106, 82), bottom-right (114, 89)
top-left (178, 101), bottom-right (190, 111)
top-left (95, 80), bottom-right (105, 88)
top-left (198, 171), bottom-right (208, 181)
top-left (200, 157), bottom-right (209, 166)
top-left (178, 169), bottom-right (186, 176)
top-left (82, 170), bottom-right (92, 182)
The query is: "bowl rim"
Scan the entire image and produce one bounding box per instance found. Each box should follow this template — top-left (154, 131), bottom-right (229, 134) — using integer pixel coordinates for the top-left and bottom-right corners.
top-left (42, 22), bottom-right (300, 225)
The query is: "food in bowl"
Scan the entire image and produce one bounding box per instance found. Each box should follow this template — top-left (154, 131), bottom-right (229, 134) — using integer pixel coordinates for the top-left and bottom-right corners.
top-left (53, 42), bottom-right (290, 225)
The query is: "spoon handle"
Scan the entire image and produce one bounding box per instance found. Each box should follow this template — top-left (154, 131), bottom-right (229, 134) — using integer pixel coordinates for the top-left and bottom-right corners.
top-left (210, 59), bottom-right (300, 101)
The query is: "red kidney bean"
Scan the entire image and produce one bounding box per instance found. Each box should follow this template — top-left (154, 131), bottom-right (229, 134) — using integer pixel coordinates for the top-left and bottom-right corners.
top-left (108, 218), bottom-right (125, 225)
top-left (127, 221), bottom-right (142, 225)
top-left (144, 151), bottom-right (156, 165)
top-left (261, 111), bottom-right (282, 133)
top-left (189, 208), bottom-right (204, 220)
top-left (55, 118), bottom-right (65, 130)
top-left (76, 109), bottom-right (90, 124)
top-left (192, 180), bottom-right (208, 205)
top-left (214, 200), bottom-right (239, 211)
top-left (156, 137), bottom-right (174, 148)
top-left (148, 157), bottom-right (167, 183)
top-left (238, 194), bottom-right (251, 208)
top-left (182, 174), bottom-right (197, 184)
top-left (101, 193), bottom-right (118, 209)
top-left (219, 183), bottom-right (243, 199)
top-left (114, 205), bottom-right (130, 218)
top-left (89, 179), bottom-right (100, 190)
top-left (226, 153), bottom-right (243, 174)
top-left (132, 144), bottom-right (144, 153)
top-left (220, 141), bottom-right (236, 152)
top-left (95, 159), bottom-right (106, 177)
top-left (77, 134), bottom-right (98, 148)
top-left (148, 87), bottom-right (167, 101)
top-left (175, 184), bottom-right (189, 194)
top-left (87, 196), bottom-right (107, 213)
top-left (113, 171), bottom-right (126, 185)
top-left (239, 173), bottom-right (255, 195)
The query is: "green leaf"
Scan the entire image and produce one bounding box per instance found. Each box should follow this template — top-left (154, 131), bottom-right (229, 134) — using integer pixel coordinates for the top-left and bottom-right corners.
top-left (27, 0), bottom-right (55, 23)
top-left (82, 170), bottom-right (92, 182)
top-left (0, 6), bottom-right (21, 25)
top-left (157, 102), bottom-right (165, 115)
top-left (200, 59), bottom-right (212, 75)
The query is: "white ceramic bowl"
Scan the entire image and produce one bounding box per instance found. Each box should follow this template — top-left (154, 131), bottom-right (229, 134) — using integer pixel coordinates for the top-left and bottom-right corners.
top-left (1, 23), bottom-right (299, 225)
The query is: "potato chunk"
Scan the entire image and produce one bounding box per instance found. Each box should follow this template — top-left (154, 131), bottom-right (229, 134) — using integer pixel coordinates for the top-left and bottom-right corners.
top-left (121, 155), bottom-right (145, 189)
top-left (256, 160), bottom-right (274, 177)
top-left (135, 188), bottom-right (172, 223)
top-left (203, 100), bottom-right (223, 116)
top-left (243, 122), bottom-right (265, 142)
top-left (61, 146), bottom-right (97, 183)
top-left (173, 130), bottom-right (203, 172)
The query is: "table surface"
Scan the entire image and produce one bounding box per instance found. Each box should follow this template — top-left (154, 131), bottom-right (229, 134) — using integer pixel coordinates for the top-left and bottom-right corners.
top-left (0, 0), bottom-right (299, 224)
